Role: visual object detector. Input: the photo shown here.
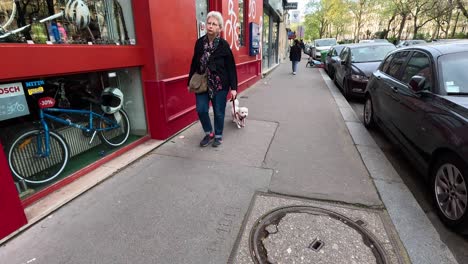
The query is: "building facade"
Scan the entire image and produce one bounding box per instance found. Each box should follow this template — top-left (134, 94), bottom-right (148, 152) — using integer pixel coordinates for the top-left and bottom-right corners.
top-left (0, 0), bottom-right (292, 240)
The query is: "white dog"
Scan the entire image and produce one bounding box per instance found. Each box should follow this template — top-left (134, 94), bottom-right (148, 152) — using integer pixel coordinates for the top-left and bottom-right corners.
top-left (230, 99), bottom-right (248, 128)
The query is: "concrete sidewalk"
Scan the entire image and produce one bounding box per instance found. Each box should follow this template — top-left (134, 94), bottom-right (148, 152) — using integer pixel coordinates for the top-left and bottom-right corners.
top-left (0, 61), bottom-right (458, 264)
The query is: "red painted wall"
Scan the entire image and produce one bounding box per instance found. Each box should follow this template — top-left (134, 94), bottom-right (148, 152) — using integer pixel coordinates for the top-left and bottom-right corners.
top-left (0, 45), bottom-right (144, 82)
top-left (136, 0), bottom-right (263, 139)
top-left (0, 141), bottom-right (27, 240)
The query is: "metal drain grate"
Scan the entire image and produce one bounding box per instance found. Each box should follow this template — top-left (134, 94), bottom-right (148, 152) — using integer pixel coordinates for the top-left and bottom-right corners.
top-left (308, 239), bottom-right (324, 252)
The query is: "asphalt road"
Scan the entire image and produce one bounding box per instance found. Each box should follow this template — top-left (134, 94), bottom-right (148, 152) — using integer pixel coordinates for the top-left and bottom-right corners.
top-left (347, 98), bottom-right (468, 264)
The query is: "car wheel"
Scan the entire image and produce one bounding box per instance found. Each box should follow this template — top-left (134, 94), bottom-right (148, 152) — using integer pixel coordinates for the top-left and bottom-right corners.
top-left (431, 154), bottom-right (468, 232)
top-left (363, 95), bottom-right (375, 128)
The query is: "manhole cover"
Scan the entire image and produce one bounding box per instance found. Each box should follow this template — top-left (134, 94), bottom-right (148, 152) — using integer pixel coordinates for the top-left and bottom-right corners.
top-left (249, 206), bottom-right (388, 264)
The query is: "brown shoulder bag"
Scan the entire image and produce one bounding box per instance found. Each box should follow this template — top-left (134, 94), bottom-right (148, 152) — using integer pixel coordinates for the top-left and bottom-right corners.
top-left (189, 72), bottom-right (208, 93)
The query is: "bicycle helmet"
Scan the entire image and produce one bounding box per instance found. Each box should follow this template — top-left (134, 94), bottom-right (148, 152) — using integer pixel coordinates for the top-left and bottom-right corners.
top-left (65, 0), bottom-right (90, 30)
top-left (101, 87), bottom-right (124, 114)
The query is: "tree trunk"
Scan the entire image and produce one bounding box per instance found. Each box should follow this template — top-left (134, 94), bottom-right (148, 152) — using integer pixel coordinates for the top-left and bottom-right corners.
top-left (385, 12), bottom-right (396, 38)
top-left (452, 11), bottom-right (460, 37)
top-left (446, 9), bottom-right (453, 38)
top-left (456, 0), bottom-right (468, 19)
top-left (432, 24), bottom-right (439, 40)
top-left (355, 18), bottom-right (362, 42)
top-left (413, 17), bottom-right (419, 38)
top-left (397, 14), bottom-right (407, 40)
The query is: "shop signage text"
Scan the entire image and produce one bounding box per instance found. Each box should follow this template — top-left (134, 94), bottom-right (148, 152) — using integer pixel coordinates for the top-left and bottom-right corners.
top-left (25, 79), bottom-right (45, 95)
top-left (285, 2), bottom-right (298, 10)
top-left (25, 80), bottom-right (45, 88)
top-left (38, 97), bottom-right (55, 109)
top-left (0, 82), bottom-right (30, 121)
top-left (0, 86), bottom-right (21, 95)
top-left (28, 87), bottom-right (45, 95)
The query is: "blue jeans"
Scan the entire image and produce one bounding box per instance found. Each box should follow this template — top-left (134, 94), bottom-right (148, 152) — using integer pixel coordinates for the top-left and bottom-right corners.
top-left (292, 61), bottom-right (299, 72)
top-left (195, 90), bottom-right (228, 138)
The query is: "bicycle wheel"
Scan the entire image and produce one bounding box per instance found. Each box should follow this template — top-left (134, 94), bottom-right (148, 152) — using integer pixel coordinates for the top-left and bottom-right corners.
top-left (98, 109), bottom-right (131, 147)
top-left (8, 130), bottom-right (69, 185)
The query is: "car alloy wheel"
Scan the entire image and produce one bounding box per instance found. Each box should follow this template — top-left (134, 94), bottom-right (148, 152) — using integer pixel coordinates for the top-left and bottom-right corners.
top-left (363, 96), bottom-right (374, 128)
top-left (432, 154), bottom-right (468, 231)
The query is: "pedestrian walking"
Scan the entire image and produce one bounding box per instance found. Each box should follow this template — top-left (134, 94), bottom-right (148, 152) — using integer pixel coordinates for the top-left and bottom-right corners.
top-left (188, 11), bottom-right (238, 148)
top-left (290, 39), bottom-right (302, 75)
top-left (299, 39), bottom-right (305, 52)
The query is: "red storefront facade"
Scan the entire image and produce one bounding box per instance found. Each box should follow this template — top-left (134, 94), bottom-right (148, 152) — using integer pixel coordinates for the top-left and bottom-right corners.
top-left (0, 0), bottom-right (263, 240)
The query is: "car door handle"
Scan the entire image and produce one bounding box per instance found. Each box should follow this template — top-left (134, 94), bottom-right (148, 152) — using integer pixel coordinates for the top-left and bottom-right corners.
top-left (376, 75), bottom-right (381, 80)
top-left (391, 87), bottom-right (398, 93)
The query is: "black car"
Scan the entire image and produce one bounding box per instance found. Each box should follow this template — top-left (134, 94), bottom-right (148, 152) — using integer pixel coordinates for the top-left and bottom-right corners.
top-left (324, 44), bottom-right (348, 79)
top-left (363, 42), bottom-right (468, 233)
top-left (334, 43), bottom-right (396, 98)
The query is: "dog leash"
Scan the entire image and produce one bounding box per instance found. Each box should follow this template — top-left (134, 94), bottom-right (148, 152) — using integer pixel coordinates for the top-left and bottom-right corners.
top-left (231, 94), bottom-right (237, 115)
top-left (231, 95), bottom-right (244, 122)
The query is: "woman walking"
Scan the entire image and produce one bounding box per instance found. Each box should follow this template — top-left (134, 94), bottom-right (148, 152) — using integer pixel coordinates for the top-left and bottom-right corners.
top-left (290, 39), bottom-right (302, 75)
top-left (188, 11), bottom-right (238, 147)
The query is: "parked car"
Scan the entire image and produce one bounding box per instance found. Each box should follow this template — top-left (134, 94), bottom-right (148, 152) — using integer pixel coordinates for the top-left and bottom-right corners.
top-left (334, 43), bottom-right (396, 98)
top-left (324, 44), bottom-right (348, 79)
top-left (360, 39), bottom-right (391, 44)
top-left (312, 38), bottom-right (337, 60)
top-left (304, 44), bottom-right (313, 56)
top-left (396, 39), bottom-right (427, 48)
top-left (363, 42), bottom-right (468, 233)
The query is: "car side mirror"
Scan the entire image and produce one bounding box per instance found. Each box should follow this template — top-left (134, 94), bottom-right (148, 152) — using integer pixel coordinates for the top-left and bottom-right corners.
top-left (408, 75), bottom-right (426, 93)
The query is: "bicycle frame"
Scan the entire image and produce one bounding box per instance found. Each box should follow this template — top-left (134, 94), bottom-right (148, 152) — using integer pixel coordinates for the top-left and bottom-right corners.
top-left (37, 107), bottom-right (121, 156)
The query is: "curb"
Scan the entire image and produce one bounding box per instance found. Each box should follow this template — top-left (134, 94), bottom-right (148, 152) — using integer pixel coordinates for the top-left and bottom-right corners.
top-left (319, 70), bottom-right (458, 264)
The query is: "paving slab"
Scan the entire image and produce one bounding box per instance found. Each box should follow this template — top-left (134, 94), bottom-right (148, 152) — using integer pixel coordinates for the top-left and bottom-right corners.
top-left (0, 154), bottom-right (271, 264)
top-left (231, 192), bottom-right (407, 264)
top-left (246, 66), bottom-right (381, 206)
top-left (154, 119), bottom-right (278, 168)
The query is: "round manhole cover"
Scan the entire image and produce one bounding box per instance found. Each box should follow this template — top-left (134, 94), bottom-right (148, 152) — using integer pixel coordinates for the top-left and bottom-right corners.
top-left (249, 206), bottom-right (388, 264)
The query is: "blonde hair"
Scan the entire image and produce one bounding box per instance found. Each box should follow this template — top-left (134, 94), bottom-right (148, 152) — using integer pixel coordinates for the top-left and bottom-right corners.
top-left (206, 11), bottom-right (224, 31)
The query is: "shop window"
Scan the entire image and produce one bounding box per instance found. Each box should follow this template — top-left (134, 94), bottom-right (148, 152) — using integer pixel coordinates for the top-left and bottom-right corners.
top-left (195, 0), bottom-right (208, 38)
top-left (238, 0), bottom-right (245, 46)
top-left (0, 68), bottom-right (146, 198)
top-left (0, 0), bottom-right (136, 45)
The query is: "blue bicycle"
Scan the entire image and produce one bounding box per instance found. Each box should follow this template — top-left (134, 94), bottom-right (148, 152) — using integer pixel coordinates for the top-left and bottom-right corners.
top-left (7, 86), bottom-right (130, 185)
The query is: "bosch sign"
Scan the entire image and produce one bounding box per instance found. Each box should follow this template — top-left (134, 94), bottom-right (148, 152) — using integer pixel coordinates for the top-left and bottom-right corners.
top-left (0, 86), bottom-right (21, 95)
top-left (0, 82), bottom-right (30, 121)
top-left (0, 82), bottom-right (25, 98)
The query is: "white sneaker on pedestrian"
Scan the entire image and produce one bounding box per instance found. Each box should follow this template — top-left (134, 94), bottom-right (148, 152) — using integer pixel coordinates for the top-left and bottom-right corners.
top-left (293, 72), bottom-right (296, 75)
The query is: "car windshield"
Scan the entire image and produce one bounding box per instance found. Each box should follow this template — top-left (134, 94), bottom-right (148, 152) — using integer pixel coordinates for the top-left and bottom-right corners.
top-left (315, 39), bottom-right (337, 47)
top-left (439, 52), bottom-right (468, 95)
top-left (334, 46), bottom-right (345, 55)
top-left (351, 45), bottom-right (396, 63)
